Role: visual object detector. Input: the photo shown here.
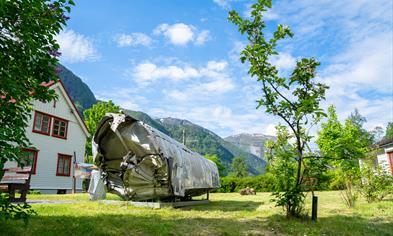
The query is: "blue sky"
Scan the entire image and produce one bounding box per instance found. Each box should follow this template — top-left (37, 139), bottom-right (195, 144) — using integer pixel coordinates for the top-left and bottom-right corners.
top-left (56, 0), bottom-right (393, 138)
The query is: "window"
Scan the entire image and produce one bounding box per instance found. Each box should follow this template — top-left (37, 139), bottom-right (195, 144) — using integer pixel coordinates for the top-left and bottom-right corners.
top-left (18, 149), bottom-right (38, 174)
top-left (33, 112), bottom-right (51, 135)
top-left (52, 118), bottom-right (68, 139)
top-left (56, 154), bottom-right (72, 176)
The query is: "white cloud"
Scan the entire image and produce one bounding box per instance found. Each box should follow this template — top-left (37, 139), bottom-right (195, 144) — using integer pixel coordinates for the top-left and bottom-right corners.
top-left (264, 124), bottom-right (277, 136)
top-left (114, 33), bottom-right (152, 47)
top-left (195, 30), bottom-right (211, 46)
top-left (96, 88), bottom-right (149, 111)
top-left (129, 60), bottom-right (230, 85)
top-left (213, 0), bottom-right (229, 8)
top-left (154, 23), bottom-right (210, 46)
top-left (270, 52), bottom-right (296, 71)
top-left (130, 62), bottom-right (200, 84)
top-left (154, 23), bottom-right (194, 45)
top-left (55, 29), bottom-right (99, 63)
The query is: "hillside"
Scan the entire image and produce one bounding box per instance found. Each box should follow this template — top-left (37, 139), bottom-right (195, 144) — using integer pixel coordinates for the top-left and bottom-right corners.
top-left (224, 133), bottom-right (276, 161)
top-left (57, 66), bottom-right (266, 174)
top-left (57, 64), bottom-right (97, 113)
top-left (157, 117), bottom-right (266, 175)
top-left (123, 110), bottom-right (170, 136)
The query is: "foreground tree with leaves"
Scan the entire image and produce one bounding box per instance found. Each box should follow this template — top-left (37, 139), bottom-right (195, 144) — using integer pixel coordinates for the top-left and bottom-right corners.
top-left (0, 0), bottom-right (74, 180)
top-left (229, 0), bottom-right (328, 217)
top-left (0, 0), bottom-right (74, 222)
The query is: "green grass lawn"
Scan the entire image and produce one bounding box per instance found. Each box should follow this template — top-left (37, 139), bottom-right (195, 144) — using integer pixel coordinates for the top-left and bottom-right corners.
top-left (1, 191), bottom-right (392, 236)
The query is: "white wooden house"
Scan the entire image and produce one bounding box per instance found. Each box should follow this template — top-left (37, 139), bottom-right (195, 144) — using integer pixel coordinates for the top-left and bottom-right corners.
top-left (4, 81), bottom-right (89, 193)
top-left (374, 137), bottom-right (393, 176)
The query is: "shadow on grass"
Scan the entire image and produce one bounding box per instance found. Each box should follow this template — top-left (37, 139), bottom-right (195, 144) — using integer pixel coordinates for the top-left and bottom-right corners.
top-left (1, 212), bottom-right (392, 236)
top-left (180, 200), bottom-right (264, 212)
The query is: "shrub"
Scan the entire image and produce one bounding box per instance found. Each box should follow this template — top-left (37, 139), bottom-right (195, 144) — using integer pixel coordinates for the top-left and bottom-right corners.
top-left (216, 174), bottom-right (278, 193)
top-left (360, 164), bottom-right (393, 203)
top-left (0, 193), bottom-right (36, 223)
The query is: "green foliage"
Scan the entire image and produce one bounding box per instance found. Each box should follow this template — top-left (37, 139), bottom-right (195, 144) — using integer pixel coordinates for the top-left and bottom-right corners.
top-left (265, 125), bottom-right (308, 216)
top-left (385, 122), bottom-right (393, 139)
top-left (316, 105), bottom-right (371, 207)
top-left (317, 105), bottom-right (370, 161)
top-left (359, 158), bottom-right (393, 203)
top-left (0, 4), bottom-right (73, 221)
top-left (83, 101), bottom-right (120, 159)
top-left (204, 154), bottom-right (225, 176)
top-left (0, 193), bottom-right (36, 223)
top-left (370, 126), bottom-right (384, 144)
top-left (217, 174), bottom-right (277, 193)
top-left (228, 0), bottom-right (328, 218)
top-left (229, 157), bottom-right (248, 178)
top-left (348, 109), bottom-right (373, 147)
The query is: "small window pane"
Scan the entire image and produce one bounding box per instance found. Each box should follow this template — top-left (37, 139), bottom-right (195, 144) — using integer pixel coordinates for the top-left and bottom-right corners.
top-left (64, 160), bottom-right (70, 174)
top-left (53, 120), bottom-right (60, 135)
top-left (58, 158), bottom-right (64, 173)
top-left (34, 113), bottom-right (42, 130)
top-left (42, 116), bottom-right (50, 132)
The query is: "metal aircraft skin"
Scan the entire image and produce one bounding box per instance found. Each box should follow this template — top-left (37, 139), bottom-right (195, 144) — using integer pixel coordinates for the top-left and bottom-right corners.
top-left (93, 113), bottom-right (220, 201)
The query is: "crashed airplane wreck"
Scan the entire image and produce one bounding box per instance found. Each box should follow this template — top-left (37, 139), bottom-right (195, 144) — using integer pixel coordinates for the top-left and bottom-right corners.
top-left (92, 113), bottom-right (220, 201)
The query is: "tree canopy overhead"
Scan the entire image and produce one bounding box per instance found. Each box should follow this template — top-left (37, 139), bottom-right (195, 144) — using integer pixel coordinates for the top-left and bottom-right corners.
top-left (0, 0), bottom-right (74, 178)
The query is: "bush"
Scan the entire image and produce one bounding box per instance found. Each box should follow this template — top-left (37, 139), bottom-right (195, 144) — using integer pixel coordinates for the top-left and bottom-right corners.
top-left (0, 193), bottom-right (36, 223)
top-left (216, 174), bottom-right (278, 193)
top-left (360, 164), bottom-right (393, 203)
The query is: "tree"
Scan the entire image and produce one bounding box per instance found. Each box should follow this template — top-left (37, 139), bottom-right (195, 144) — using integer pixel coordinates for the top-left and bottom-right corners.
top-left (0, 0), bottom-right (74, 181)
top-left (83, 101), bottom-right (120, 161)
top-left (316, 105), bottom-right (369, 207)
top-left (229, 0), bottom-right (328, 217)
top-left (229, 157), bottom-right (248, 178)
top-left (384, 122), bottom-right (393, 139)
top-left (349, 109), bottom-right (373, 146)
top-left (204, 154), bottom-right (225, 176)
top-left (370, 126), bottom-right (384, 144)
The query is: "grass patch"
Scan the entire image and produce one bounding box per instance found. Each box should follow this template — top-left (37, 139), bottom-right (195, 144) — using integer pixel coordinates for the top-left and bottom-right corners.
top-left (1, 191), bottom-right (392, 235)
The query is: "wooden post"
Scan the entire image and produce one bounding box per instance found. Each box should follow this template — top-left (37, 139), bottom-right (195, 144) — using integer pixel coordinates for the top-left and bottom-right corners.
top-left (312, 196), bottom-right (318, 222)
top-left (72, 151), bottom-right (76, 194)
top-left (206, 190), bottom-right (209, 200)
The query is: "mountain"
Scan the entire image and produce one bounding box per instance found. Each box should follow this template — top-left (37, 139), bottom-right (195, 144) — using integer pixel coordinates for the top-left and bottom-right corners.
top-left (57, 66), bottom-right (267, 174)
top-left (157, 117), bottom-right (267, 175)
top-left (57, 64), bottom-right (97, 113)
top-left (123, 110), bottom-right (170, 136)
top-left (224, 133), bottom-right (276, 161)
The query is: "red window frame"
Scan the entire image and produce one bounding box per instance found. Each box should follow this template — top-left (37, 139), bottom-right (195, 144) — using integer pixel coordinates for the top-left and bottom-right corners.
top-left (52, 117), bottom-right (68, 139)
top-left (19, 148), bottom-right (38, 175)
top-left (32, 111), bottom-right (52, 135)
top-left (388, 152), bottom-right (393, 176)
top-left (56, 154), bottom-right (72, 176)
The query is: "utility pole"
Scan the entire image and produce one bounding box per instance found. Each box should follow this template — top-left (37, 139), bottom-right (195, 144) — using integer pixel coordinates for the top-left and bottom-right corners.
top-left (72, 151), bottom-right (76, 194)
top-left (182, 129), bottom-right (186, 145)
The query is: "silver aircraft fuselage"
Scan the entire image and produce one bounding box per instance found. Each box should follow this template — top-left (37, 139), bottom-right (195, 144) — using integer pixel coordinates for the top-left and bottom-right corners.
top-left (92, 113), bottom-right (220, 201)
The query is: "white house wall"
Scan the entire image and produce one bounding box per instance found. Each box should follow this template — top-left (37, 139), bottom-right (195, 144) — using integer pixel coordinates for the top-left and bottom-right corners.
top-left (5, 84), bottom-right (87, 192)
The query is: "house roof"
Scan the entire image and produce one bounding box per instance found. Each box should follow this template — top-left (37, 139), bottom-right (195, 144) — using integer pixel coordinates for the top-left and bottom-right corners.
top-left (45, 80), bottom-right (90, 137)
top-left (376, 136), bottom-right (393, 148)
